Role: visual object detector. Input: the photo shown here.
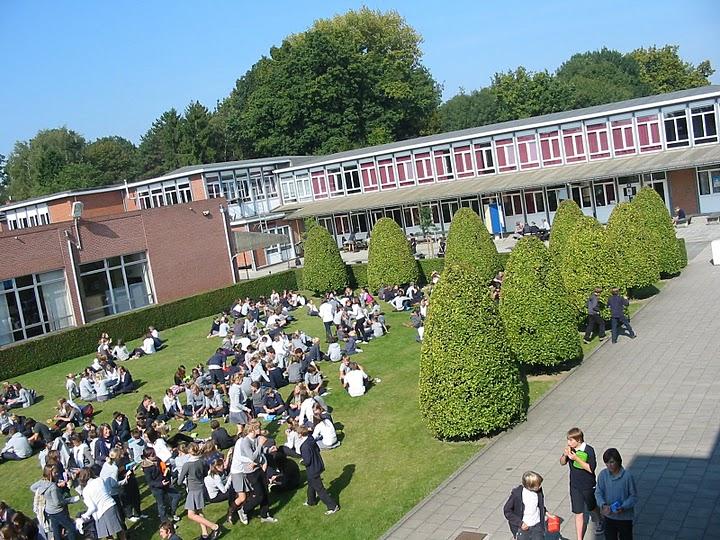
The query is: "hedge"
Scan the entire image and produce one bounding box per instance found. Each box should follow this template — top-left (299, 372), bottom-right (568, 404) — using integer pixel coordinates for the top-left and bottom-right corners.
top-left (548, 199), bottom-right (584, 267)
top-left (606, 202), bottom-right (660, 291)
top-left (418, 262), bottom-right (526, 439)
top-left (444, 207), bottom-right (501, 284)
top-left (677, 237), bottom-right (688, 268)
top-left (301, 225), bottom-right (348, 294)
top-left (499, 237), bottom-right (581, 366)
top-left (631, 187), bottom-right (685, 275)
top-left (0, 271), bottom-right (298, 380)
top-left (367, 218), bottom-right (420, 289)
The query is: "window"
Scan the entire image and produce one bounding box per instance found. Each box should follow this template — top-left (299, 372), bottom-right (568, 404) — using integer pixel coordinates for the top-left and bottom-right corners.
top-left (698, 168), bottom-right (720, 196)
top-left (280, 174), bottom-right (297, 202)
top-left (296, 174), bottom-right (312, 200)
top-left (517, 134), bottom-right (540, 169)
top-left (360, 162), bottom-right (379, 192)
top-left (636, 114), bottom-right (662, 152)
top-left (641, 172), bottom-right (667, 203)
top-left (250, 173), bottom-right (265, 201)
top-left (262, 170), bottom-right (278, 199)
top-left (234, 170), bottom-right (251, 202)
top-left (540, 131), bottom-right (563, 166)
top-left (562, 127), bottom-right (586, 163)
top-left (546, 187), bottom-right (568, 212)
top-left (460, 197), bottom-right (481, 215)
top-left (219, 171), bottom-right (237, 203)
top-left (524, 191), bottom-right (545, 214)
top-left (571, 185), bottom-right (593, 208)
top-left (263, 225), bottom-right (293, 263)
top-left (350, 212), bottom-right (369, 233)
top-left (343, 165), bottom-right (361, 194)
top-left (414, 152), bottom-right (434, 183)
top-left (440, 200), bottom-right (459, 223)
top-left (403, 206), bottom-right (421, 228)
top-left (611, 118), bottom-right (636, 156)
top-left (5, 204), bottom-right (51, 230)
top-left (327, 166), bottom-right (343, 196)
top-left (502, 192), bottom-right (523, 217)
top-left (386, 207), bottom-right (403, 227)
top-left (139, 178), bottom-right (194, 208)
top-left (586, 122), bottom-right (611, 159)
top-left (79, 252), bottom-right (154, 323)
top-left (311, 171), bottom-right (328, 199)
top-left (333, 215), bottom-right (351, 235)
top-left (691, 105), bottom-right (718, 145)
top-left (452, 146), bottom-right (474, 179)
top-left (473, 142), bottom-right (495, 174)
top-left (495, 138), bottom-right (517, 172)
top-left (664, 109), bottom-right (690, 148)
top-left (593, 181), bottom-right (617, 207)
top-left (377, 158), bottom-right (397, 189)
top-left (0, 270), bottom-right (74, 345)
top-left (433, 149), bottom-right (454, 181)
top-left (395, 155), bottom-right (415, 186)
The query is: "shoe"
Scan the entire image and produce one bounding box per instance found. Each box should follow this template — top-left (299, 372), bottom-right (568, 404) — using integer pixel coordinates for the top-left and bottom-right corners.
top-left (208, 527), bottom-right (221, 540)
top-left (630, 334), bottom-right (637, 339)
top-left (128, 516), bottom-right (140, 523)
top-left (140, 514), bottom-right (149, 519)
top-left (172, 515), bottom-right (181, 522)
top-left (595, 519), bottom-right (605, 534)
top-left (583, 339), bottom-right (590, 345)
top-left (260, 515), bottom-right (278, 523)
top-left (598, 336), bottom-right (607, 341)
top-left (237, 510), bottom-right (248, 525)
top-left (325, 506), bottom-right (340, 515)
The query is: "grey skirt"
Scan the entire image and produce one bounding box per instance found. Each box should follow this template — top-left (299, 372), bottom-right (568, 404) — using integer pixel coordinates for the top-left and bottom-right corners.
top-left (185, 488), bottom-right (206, 511)
top-left (229, 410), bottom-right (248, 425)
top-left (231, 472), bottom-right (252, 493)
top-left (96, 506), bottom-right (124, 538)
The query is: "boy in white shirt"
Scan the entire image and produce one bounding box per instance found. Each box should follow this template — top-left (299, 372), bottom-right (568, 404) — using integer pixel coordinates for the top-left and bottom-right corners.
top-left (343, 362), bottom-right (369, 397)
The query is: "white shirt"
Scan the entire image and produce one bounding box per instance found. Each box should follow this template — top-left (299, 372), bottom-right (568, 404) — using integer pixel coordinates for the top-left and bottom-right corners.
top-left (112, 345), bottom-right (130, 361)
top-left (80, 477), bottom-right (117, 521)
top-left (142, 337), bottom-right (156, 355)
top-left (2, 432), bottom-right (32, 458)
top-left (319, 302), bottom-right (335, 323)
top-left (313, 419), bottom-right (338, 446)
top-left (204, 473), bottom-right (230, 499)
top-left (521, 488), bottom-right (541, 527)
top-left (328, 343), bottom-right (343, 362)
top-left (151, 437), bottom-right (172, 463)
top-left (390, 295), bottom-right (411, 311)
top-left (345, 369), bottom-right (368, 397)
top-left (218, 322), bottom-right (230, 337)
top-left (299, 397), bottom-right (317, 426)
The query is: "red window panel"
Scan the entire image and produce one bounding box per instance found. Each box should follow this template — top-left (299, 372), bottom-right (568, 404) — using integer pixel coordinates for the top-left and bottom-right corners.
top-left (414, 152), bottom-right (434, 184)
top-left (587, 123), bottom-right (611, 159)
top-left (396, 156), bottom-right (415, 187)
top-left (311, 171), bottom-right (328, 199)
top-left (495, 138), bottom-right (517, 172)
top-left (517, 134), bottom-right (540, 170)
top-left (327, 169), bottom-right (343, 195)
top-left (611, 119), bottom-right (636, 156)
top-left (360, 162), bottom-right (378, 192)
top-left (453, 146), bottom-right (474, 179)
top-left (433, 149), bottom-right (453, 181)
top-left (540, 131), bottom-right (563, 166)
top-left (637, 115), bottom-right (662, 152)
top-left (562, 127), bottom-right (586, 163)
top-left (378, 159), bottom-right (396, 189)
top-left (473, 143), bottom-right (495, 174)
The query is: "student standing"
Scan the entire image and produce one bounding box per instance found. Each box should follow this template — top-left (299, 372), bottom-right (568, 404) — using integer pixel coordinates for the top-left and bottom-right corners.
top-left (607, 289), bottom-right (636, 343)
top-left (595, 448), bottom-right (637, 540)
top-left (178, 443), bottom-right (221, 540)
top-left (560, 427), bottom-right (603, 540)
top-left (503, 471), bottom-right (548, 540)
top-left (298, 425), bottom-right (339, 514)
top-left (583, 288), bottom-right (606, 344)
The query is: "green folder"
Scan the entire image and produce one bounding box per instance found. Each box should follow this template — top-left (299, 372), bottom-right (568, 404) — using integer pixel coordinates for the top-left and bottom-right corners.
top-left (573, 450), bottom-right (588, 468)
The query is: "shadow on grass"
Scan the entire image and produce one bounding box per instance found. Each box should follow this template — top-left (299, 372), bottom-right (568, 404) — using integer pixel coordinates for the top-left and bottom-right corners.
top-left (629, 284), bottom-right (660, 299)
top-left (328, 463), bottom-right (356, 505)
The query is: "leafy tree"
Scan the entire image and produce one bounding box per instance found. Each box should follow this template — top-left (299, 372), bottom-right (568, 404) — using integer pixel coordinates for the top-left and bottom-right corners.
top-left (51, 162), bottom-right (102, 192)
top-left (419, 262), bottom-right (526, 439)
top-left (631, 187), bottom-right (685, 275)
top-left (367, 217), bottom-right (419, 290)
top-left (445, 207), bottom-right (501, 284)
top-left (84, 136), bottom-right (138, 186)
top-left (418, 205), bottom-right (438, 257)
top-left (499, 237), bottom-right (581, 366)
top-left (179, 101), bottom-right (217, 166)
top-left (301, 225), bottom-right (348, 293)
top-left (436, 87), bottom-right (498, 131)
top-left (6, 128), bottom-right (86, 199)
top-left (0, 154), bottom-right (8, 202)
top-left (631, 45), bottom-right (714, 95)
top-left (137, 108), bottom-right (183, 178)
top-left (548, 199), bottom-right (584, 266)
top-left (560, 216), bottom-right (618, 321)
top-left (605, 202), bottom-right (660, 292)
top-left (221, 7), bottom-right (441, 157)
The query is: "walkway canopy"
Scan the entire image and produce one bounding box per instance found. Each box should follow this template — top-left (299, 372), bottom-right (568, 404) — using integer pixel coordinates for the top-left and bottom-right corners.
top-left (233, 231), bottom-right (290, 251)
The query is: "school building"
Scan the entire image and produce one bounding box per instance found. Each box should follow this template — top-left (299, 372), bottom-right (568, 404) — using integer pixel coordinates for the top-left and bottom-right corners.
top-left (1, 85), bottom-right (719, 346)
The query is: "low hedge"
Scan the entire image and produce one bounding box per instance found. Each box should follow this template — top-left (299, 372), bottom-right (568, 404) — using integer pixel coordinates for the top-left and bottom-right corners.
top-left (0, 271), bottom-right (298, 380)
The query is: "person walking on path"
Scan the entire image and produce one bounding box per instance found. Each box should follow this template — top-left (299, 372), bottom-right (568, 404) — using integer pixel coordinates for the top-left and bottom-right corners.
top-left (560, 427), bottom-right (603, 540)
top-left (503, 470), bottom-right (549, 539)
top-left (595, 448), bottom-right (637, 540)
top-left (607, 289), bottom-right (636, 344)
top-left (583, 288), bottom-right (606, 344)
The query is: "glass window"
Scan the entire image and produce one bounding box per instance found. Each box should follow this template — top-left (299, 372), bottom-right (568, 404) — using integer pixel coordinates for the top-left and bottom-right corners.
top-left (691, 105), bottom-right (718, 145)
top-left (698, 169), bottom-right (720, 196)
top-left (571, 185), bottom-right (593, 208)
top-left (664, 110), bottom-right (690, 148)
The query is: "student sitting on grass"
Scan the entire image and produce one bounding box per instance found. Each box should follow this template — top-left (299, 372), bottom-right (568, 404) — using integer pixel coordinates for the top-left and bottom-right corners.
top-left (327, 337), bottom-right (343, 362)
top-left (344, 362), bottom-right (370, 398)
top-left (0, 426), bottom-right (32, 462)
top-left (210, 420), bottom-right (235, 451)
top-left (304, 365), bottom-right (324, 394)
top-left (311, 403), bottom-right (338, 450)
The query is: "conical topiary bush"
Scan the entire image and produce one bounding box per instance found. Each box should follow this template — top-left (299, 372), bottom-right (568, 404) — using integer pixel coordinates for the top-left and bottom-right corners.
top-left (444, 207), bottom-right (501, 284)
top-left (367, 217), bottom-right (419, 290)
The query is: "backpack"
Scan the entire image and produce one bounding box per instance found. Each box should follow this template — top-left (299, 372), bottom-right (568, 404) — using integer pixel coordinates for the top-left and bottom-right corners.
top-left (81, 403), bottom-right (94, 419)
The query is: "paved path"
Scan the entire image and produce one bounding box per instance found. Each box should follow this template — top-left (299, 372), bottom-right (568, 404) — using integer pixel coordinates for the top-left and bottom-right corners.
top-left (385, 241), bottom-right (720, 540)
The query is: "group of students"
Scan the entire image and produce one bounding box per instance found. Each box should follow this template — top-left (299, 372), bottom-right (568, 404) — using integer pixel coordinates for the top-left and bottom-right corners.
top-left (504, 427), bottom-right (637, 540)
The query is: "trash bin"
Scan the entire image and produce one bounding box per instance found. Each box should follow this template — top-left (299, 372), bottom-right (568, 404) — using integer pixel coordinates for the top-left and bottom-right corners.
top-left (712, 239), bottom-right (720, 265)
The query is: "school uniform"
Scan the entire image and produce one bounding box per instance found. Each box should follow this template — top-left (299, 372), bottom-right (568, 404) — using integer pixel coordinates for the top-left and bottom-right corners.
top-left (178, 456), bottom-right (209, 511)
top-left (503, 485), bottom-right (546, 539)
top-left (300, 435), bottom-right (338, 511)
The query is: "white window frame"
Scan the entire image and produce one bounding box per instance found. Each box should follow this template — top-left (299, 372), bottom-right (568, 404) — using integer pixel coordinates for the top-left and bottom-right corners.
top-left (691, 104), bottom-right (718, 145)
top-left (663, 108), bottom-right (690, 148)
top-left (636, 113), bottom-right (663, 152)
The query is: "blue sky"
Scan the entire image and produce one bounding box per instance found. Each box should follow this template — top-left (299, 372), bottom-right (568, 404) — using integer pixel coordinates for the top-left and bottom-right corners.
top-left (2, 0), bottom-right (718, 157)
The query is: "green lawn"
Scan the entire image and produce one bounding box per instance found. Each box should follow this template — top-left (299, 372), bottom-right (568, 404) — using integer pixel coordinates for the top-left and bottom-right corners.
top-left (1, 289), bottom-right (626, 539)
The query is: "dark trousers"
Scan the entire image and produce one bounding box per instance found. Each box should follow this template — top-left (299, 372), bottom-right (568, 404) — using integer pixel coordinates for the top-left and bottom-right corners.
top-left (48, 508), bottom-right (77, 540)
top-left (323, 321), bottom-right (333, 338)
top-left (306, 472), bottom-right (337, 510)
top-left (515, 523), bottom-right (544, 539)
top-left (611, 316), bottom-right (635, 343)
top-left (150, 487), bottom-right (181, 521)
top-left (584, 314), bottom-right (606, 340)
top-left (243, 469), bottom-right (270, 518)
top-left (604, 518), bottom-right (633, 540)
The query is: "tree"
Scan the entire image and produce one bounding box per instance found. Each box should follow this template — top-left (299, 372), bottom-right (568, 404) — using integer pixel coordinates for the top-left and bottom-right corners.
top-left (221, 7), bottom-right (441, 157)
top-left (560, 216), bottom-right (618, 320)
top-left (444, 207), bottom-right (501, 284)
top-left (631, 45), bottom-right (714, 95)
top-left (50, 162), bottom-right (102, 192)
top-left (631, 187), bottom-right (685, 275)
top-left (418, 205), bottom-right (438, 257)
top-left (605, 202), bottom-right (660, 292)
top-left (548, 199), bottom-right (584, 266)
top-left (499, 237), bottom-right (581, 366)
top-left (179, 101), bottom-right (217, 166)
top-left (436, 87), bottom-right (498, 131)
top-left (0, 154), bottom-right (8, 203)
top-left (367, 217), bottom-right (419, 290)
top-left (419, 262), bottom-right (526, 439)
top-left (137, 108), bottom-right (183, 178)
top-left (301, 225), bottom-right (348, 294)
top-left (84, 136), bottom-right (138, 186)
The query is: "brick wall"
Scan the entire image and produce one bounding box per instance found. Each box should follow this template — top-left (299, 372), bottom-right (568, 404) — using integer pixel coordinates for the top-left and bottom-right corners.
top-left (668, 168), bottom-right (699, 214)
top-left (47, 190), bottom-right (126, 224)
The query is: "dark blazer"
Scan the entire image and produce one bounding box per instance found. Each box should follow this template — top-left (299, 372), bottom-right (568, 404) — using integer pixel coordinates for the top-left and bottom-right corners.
top-left (111, 416), bottom-right (131, 442)
top-left (117, 371), bottom-right (135, 394)
top-left (503, 485), bottom-right (546, 536)
top-left (300, 435), bottom-right (325, 477)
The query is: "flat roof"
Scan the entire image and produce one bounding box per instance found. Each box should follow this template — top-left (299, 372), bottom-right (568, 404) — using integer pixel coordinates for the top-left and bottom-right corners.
top-left (277, 145), bottom-right (720, 218)
top-left (275, 85), bottom-right (720, 173)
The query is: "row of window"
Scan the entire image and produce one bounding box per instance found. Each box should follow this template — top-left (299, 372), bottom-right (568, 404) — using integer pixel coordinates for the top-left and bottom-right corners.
top-left (698, 167), bottom-right (720, 196)
top-left (279, 102), bottom-right (718, 202)
top-left (205, 168), bottom-right (279, 205)
top-left (137, 179), bottom-right (193, 209)
top-left (5, 204), bottom-right (51, 230)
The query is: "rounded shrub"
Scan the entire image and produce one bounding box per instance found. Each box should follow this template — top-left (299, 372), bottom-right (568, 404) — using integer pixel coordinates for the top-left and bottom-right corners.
top-left (444, 207), bottom-right (501, 284)
top-left (548, 199), bottom-right (584, 265)
top-left (419, 263), bottom-right (526, 439)
top-left (367, 217), bottom-right (419, 290)
top-left (631, 187), bottom-right (685, 275)
top-left (302, 225), bottom-right (348, 294)
top-left (499, 236), bottom-right (582, 366)
top-left (605, 202), bottom-right (660, 291)
top-left (560, 216), bottom-right (618, 321)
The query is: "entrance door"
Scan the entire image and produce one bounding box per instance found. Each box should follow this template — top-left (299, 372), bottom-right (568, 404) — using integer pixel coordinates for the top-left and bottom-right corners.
top-left (618, 175), bottom-right (642, 203)
top-left (481, 195), bottom-right (503, 235)
top-left (641, 172), bottom-right (670, 211)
